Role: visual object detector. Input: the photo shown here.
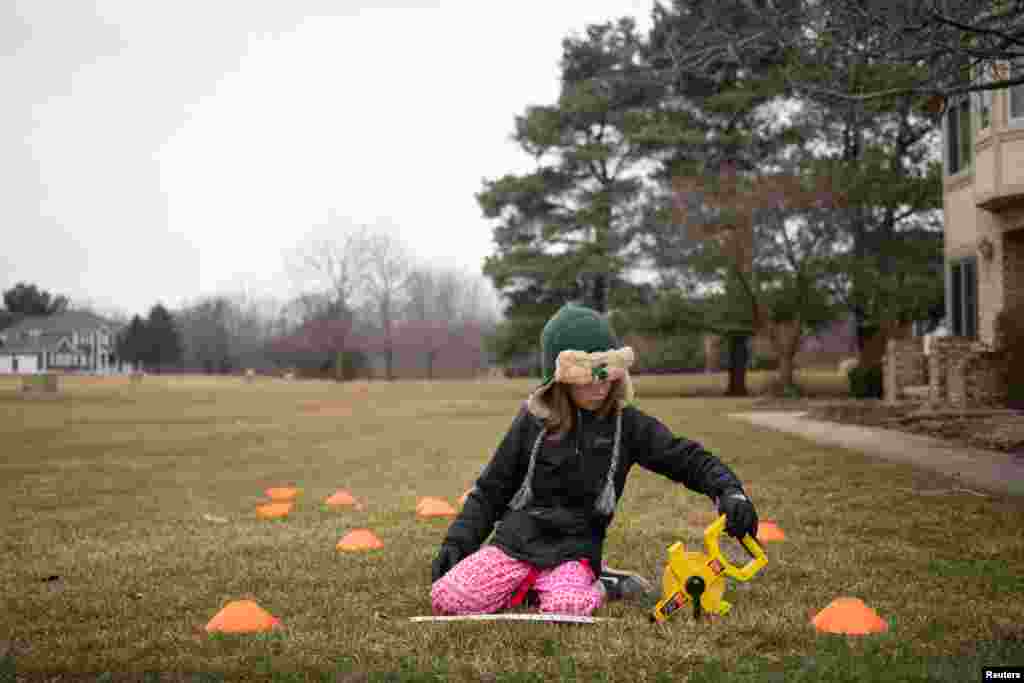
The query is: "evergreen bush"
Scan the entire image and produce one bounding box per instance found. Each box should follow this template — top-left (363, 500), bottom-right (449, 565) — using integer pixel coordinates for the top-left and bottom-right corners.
top-left (848, 364), bottom-right (883, 399)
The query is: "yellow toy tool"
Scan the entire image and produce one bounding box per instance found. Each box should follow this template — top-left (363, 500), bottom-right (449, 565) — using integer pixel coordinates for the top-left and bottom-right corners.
top-left (651, 514), bottom-right (768, 623)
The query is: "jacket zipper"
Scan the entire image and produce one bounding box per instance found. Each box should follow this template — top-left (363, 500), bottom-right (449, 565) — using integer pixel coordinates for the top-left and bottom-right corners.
top-left (575, 408), bottom-right (582, 458)
top-left (576, 408), bottom-right (585, 481)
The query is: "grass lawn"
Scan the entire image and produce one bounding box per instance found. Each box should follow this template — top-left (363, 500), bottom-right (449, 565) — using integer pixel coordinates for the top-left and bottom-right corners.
top-left (1, 371), bottom-right (1022, 682)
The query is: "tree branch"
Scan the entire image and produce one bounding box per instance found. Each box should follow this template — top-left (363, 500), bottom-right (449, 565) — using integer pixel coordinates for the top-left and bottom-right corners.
top-left (928, 10), bottom-right (1024, 49)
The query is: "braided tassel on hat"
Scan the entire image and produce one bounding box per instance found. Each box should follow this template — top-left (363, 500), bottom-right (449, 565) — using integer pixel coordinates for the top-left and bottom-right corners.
top-left (594, 409), bottom-right (623, 516)
top-left (508, 428), bottom-right (546, 511)
top-left (507, 409), bottom-right (622, 516)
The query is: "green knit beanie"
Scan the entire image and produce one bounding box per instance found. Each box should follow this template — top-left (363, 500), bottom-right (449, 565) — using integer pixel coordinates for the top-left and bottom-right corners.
top-left (511, 303), bottom-right (632, 517)
top-left (539, 304), bottom-right (620, 385)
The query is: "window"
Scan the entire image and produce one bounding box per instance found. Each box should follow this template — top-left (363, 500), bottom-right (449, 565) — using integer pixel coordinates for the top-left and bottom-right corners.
top-left (977, 89), bottom-right (992, 130)
top-left (950, 258), bottom-right (978, 339)
top-left (976, 65), bottom-right (993, 130)
top-left (1011, 59), bottom-right (1024, 124)
top-left (945, 97), bottom-right (973, 174)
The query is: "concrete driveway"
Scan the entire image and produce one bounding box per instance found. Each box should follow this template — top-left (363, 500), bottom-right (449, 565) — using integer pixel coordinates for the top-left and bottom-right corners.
top-left (728, 411), bottom-right (1024, 498)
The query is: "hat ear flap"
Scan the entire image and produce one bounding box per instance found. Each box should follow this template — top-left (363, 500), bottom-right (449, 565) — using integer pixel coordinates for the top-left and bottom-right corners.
top-left (527, 381), bottom-right (555, 419)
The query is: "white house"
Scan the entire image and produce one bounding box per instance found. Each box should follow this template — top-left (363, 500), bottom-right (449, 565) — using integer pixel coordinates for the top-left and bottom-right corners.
top-left (0, 311), bottom-right (137, 375)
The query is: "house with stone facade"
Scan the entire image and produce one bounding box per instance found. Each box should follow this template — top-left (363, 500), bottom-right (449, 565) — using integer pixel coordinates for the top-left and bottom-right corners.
top-left (0, 311), bottom-right (137, 375)
top-left (883, 65), bottom-right (1023, 408)
top-left (942, 61), bottom-right (1024, 345)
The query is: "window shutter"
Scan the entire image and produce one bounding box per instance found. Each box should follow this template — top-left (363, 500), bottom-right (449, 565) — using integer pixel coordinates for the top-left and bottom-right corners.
top-left (1012, 60), bottom-right (1024, 121)
top-left (963, 259), bottom-right (977, 340)
top-left (959, 99), bottom-right (972, 170)
top-left (947, 107), bottom-right (960, 174)
top-left (951, 263), bottom-right (963, 336)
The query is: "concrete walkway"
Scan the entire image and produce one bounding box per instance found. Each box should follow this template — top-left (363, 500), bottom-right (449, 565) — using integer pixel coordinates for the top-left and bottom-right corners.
top-left (728, 411), bottom-right (1024, 498)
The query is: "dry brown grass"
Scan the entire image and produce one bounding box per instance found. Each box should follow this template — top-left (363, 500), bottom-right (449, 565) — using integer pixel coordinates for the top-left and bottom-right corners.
top-left (0, 372), bottom-right (1021, 682)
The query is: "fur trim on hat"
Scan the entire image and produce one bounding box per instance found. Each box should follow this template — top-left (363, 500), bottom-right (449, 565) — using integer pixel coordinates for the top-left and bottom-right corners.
top-left (555, 347), bottom-right (635, 384)
top-left (526, 347), bottom-right (636, 420)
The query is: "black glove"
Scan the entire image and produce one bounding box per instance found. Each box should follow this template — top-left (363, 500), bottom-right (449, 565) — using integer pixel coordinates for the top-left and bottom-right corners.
top-left (717, 488), bottom-right (758, 540)
top-left (431, 543), bottom-right (466, 584)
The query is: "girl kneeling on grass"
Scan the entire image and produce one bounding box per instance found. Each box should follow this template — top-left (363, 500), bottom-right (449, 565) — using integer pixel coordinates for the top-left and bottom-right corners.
top-left (430, 304), bottom-right (758, 616)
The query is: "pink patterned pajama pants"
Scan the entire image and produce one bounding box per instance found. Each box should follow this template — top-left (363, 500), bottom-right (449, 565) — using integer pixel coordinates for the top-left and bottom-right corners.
top-left (430, 545), bottom-right (605, 616)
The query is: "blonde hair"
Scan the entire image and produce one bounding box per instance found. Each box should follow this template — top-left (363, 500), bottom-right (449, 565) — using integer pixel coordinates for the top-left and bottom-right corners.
top-left (541, 379), bottom-right (624, 438)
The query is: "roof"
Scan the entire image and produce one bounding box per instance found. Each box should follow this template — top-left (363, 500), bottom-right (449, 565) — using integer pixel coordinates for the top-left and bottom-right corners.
top-left (0, 311), bottom-right (122, 354)
top-left (0, 311), bottom-right (121, 337)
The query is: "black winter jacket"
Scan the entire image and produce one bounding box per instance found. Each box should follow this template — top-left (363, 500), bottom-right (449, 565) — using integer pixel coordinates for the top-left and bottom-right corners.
top-left (439, 401), bottom-right (745, 573)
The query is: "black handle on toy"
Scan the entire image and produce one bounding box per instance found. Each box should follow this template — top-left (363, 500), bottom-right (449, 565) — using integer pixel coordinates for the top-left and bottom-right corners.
top-left (685, 576), bottom-right (705, 622)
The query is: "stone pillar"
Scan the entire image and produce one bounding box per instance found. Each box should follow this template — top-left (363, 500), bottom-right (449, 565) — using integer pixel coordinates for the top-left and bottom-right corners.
top-left (884, 338), bottom-right (925, 405)
top-left (960, 350), bottom-right (1009, 408)
top-left (704, 334), bottom-right (722, 373)
top-left (928, 337), bottom-right (975, 407)
top-left (948, 357), bottom-right (967, 409)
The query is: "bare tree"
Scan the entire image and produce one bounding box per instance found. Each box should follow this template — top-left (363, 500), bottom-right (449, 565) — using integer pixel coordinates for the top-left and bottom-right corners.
top-left (434, 268), bottom-right (462, 324)
top-left (402, 267), bottom-right (437, 322)
top-left (401, 263), bottom-right (501, 325)
top-left (215, 289), bottom-right (289, 371)
top-left (281, 215), bottom-right (379, 376)
top-left (361, 226), bottom-right (413, 380)
top-left (395, 263), bottom-right (501, 376)
top-left (623, 0), bottom-right (1024, 105)
top-left (175, 297), bottom-right (233, 373)
top-left (457, 273), bottom-right (502, 328)
top-left (283, 214), bottom-right (374, 323)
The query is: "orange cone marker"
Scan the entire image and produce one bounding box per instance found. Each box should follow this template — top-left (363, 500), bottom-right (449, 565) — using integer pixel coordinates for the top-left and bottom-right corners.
top-left (757, 521), bottom-right (786, 542)
top-left (205, 600), bottom-right (282, 633)
top-left (326, 490), bottom-right (357, 507)
top-left (812, 597), bottom-right (888, 635)
top-left (416, 497), bottom-right (457, 518)
top-left (265, 487), bottom-right (300, 501)
top-left (337, 528), bottom-right (384, 551)
top-left (256, 502), bottom-right (293, 519)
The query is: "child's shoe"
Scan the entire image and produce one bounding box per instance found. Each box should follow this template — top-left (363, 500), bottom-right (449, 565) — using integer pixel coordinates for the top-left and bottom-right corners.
top-left (598, 566), bottom-right (653, 601)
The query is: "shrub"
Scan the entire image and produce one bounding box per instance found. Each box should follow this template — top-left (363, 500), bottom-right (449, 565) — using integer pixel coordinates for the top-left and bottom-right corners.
top-left (751, 352), bottom-right (779, 371)
top-left (848, 364), bottom-right (883, 399)
top-left (338, 350), bottom-right (369, 381)
top-left (765, 377), bottom-right (803, 398)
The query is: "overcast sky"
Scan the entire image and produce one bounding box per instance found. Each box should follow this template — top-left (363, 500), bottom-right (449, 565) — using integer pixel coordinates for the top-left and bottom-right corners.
top-left (2, 0), bottom-right (658, 320)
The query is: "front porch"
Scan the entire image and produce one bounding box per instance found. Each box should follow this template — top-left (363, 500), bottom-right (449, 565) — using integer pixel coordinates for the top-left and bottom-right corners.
top-left (909, 221), bottom-right (1024, 409)
top-left (970, 225), bottom-right (1024, 347)
top-left (884, 336), bottom-right (1011, 410)
top-left (0, 347), bottom-right (137, 375)
top-left (39, 350), bottom-right (134, 374)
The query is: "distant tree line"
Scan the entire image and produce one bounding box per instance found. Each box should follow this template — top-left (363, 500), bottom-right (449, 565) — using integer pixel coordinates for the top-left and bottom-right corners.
top-left (1, 220), bottom-right (501, 379)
